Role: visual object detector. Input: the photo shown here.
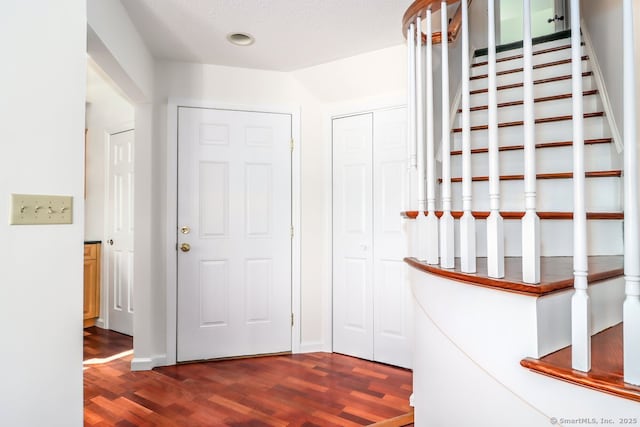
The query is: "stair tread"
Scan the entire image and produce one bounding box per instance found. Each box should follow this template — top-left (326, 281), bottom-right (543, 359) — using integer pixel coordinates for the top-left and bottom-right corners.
top-left (453, 112), bottom-right (604, 133)
top-left (470, 71), bottom-right (592, 95)
top-left (470, 56), bottom-right (588, 81)
top-left (450, 138), bottom-right (612, 155)
top-left (521, 323), bottom-right (640, 403)
top-left (474, 30), bottom-right (573, 58)
top-left (404, 255), bottom-right (623, 296)
top-left (472, 42), bottom-right (584, 68)
top-left (441, 170), bottom-right (621, 183)
top-left (457, 90), bottom-right (598, 113)
top-left (402, 211), bottom-right (623, 220)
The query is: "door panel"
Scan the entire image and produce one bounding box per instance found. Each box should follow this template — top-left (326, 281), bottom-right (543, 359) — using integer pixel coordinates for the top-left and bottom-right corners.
top-left (372, 108), bottom-right (412, 369)
top-left (332, 113), bottom-right (374, 361)
top-left (107, 129), bottom-right (135, 336)
top-left (177, 107), bottom-right (292, 362)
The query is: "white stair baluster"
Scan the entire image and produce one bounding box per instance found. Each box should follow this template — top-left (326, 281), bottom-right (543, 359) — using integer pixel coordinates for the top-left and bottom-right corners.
top-left (407, 22), bottom-right (417, 257)
top-left (570, 0), bottom-right (591, 373)
top-left (416, 14), bottom-right (428, 261)
top-left (440, 0), bottom-right (455, 269)
top-left (623, 0), bottom-right (640, 386)
top-left (486, 0), bottom-right (504, 278)
top-left (425, 7), bottom-right (439, 265)
top-left (459, 0), bottom-right (476, 273)
top-left (521, 0), bottom-right (540, 284)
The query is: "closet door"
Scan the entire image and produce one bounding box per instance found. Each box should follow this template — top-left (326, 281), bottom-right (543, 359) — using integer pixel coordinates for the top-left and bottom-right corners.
top-left (332, 113), bottom-right (374, 361)
top-left (373, 108), bottom-right (412, 369)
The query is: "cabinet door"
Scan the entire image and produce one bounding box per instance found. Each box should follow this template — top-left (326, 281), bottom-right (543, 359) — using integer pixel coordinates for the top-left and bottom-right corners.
top-left (84, 258), bottom-right (98, 321)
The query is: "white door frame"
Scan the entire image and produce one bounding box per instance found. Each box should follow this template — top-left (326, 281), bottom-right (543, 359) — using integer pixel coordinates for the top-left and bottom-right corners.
top-left (325, 95), bottom-right (407, 352)
top-left (97, 121), bottom-right (135, 330)
top-left (165, 99), bottom-right (301, 366)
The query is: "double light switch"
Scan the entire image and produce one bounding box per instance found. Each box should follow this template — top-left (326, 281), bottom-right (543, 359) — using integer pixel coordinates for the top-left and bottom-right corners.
top-left (10, 194), bottom-right (73, 225)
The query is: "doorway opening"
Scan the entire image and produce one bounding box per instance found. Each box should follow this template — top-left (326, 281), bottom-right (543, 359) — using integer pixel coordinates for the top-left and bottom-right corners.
top-left (85, 59), bottom-right (135, 337)
top-left (499, 0), bottom-right (569, 44)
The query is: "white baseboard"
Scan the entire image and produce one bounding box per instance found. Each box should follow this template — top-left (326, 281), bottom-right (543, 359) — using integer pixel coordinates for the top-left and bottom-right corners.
top-left (94, 318), bottom-right (106, 329)
top-left (131, 354), bottom-right (167, 371)
top-left (298, 341), bottom-right (330, 353)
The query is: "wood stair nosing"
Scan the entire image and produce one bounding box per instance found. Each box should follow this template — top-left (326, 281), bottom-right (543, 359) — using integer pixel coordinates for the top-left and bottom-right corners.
top-left (470, 56), bottom-right (589, 81)
top-left (452, 111), bottom-right (605, 133)
top-left (457, 90), bottom-right (598, 113)
top-left (402, 211), bottom-right (623, 220)
top-left (404, 255), bottom-right (624, 296)
top-left (441, 170), bottom-right (621, 183)
top-left (450, 138), bottom-right (612, 156)
top-left (472, 42), bottom-right (585, 68)
top-left (470, 71), bottom-right (592, 95)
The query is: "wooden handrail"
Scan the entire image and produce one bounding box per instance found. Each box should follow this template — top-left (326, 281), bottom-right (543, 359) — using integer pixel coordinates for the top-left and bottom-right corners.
top-left (402, 0), bottom-right (471, 45)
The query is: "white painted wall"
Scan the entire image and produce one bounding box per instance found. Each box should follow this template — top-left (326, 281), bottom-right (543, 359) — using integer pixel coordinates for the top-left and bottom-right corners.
top-left (87, 0), bottom-right (154, 103)
top-left (0, 0), bottom-right (85, 425)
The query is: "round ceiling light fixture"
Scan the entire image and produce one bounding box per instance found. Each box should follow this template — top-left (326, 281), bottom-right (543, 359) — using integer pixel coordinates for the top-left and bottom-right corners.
top-left (226, 32), bottom-right (255, 46)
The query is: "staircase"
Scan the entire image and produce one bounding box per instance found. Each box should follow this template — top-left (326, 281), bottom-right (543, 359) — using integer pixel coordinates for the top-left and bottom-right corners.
top-left (402, 1), bottom-right (640, 425)
top-left (449, 33), bottom-right (622, 258)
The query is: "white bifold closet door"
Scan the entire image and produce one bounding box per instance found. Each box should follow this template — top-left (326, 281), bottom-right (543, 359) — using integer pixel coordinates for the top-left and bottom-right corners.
top-left (332, 107), bottom-right (412, 369)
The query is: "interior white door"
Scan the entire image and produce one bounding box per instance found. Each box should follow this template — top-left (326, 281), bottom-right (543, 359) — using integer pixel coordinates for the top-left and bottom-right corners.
top-left (332, 108), bottom-right (411, 369)
top-left (177, 107), bottom-right (292, 362)
top-left (332, 113), bottom-right (374, 361)
top-left (106, 128), bottom-right (135, 336)
top-left (372, 108), bottom-right (412, 369)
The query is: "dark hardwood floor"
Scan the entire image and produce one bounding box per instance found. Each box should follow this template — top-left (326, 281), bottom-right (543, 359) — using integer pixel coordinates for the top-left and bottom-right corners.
top-left (84, 327), bottom-right (414, 426)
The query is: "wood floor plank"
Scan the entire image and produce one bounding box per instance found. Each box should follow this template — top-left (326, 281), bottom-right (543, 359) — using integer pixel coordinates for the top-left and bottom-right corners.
top-left (84, 327), bottom-right (412, 425)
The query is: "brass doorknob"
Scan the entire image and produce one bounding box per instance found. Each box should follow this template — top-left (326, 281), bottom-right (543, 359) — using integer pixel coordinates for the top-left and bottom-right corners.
top-left (180, 243), bottom-right (191, 253)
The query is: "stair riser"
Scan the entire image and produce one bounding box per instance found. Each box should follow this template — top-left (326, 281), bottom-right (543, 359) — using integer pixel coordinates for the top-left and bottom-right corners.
top-left (471, 45), bottom-right (586, 76)
top-left (456, 95), bottom-right (600, 128)
top-left (537, 277), bottom-right (624, 357)
top-left (449, 219), bottom-right (623, 257)
top-left (450, 143), bottom-right (615, 177)
top-left (470, 75), bottom-right (596, 107)
top-left (448, 177), bottom-right (622, 212)
top-left (469, 60), bottom-right (590, 92)
top-left (452, 116), bottom-right (609, 150)
top-left (474, 37), bottom-right (574, 62)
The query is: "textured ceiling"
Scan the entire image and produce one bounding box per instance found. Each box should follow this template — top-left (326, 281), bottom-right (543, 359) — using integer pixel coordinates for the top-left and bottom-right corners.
top-left (120, 0), bottom-right (416, 71)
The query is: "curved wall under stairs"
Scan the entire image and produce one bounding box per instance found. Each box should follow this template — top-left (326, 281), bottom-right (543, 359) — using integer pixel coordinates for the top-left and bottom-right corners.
top-left (410, 268), bottom-right (637, 426)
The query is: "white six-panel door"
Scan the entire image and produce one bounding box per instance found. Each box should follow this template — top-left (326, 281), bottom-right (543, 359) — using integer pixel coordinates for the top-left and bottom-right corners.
top-left (333, 113), bottom-right (375, 361)
top-left (106, 128), bottom-right (135, 336)
top-left (332, 108), bottom-right (412, 369)
top-left (177, 107), bottom-right (292, 362)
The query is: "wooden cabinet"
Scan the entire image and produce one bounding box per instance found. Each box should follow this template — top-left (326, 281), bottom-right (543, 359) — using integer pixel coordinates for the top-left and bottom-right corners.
top-left (84, 242), bottom-right (101, 328)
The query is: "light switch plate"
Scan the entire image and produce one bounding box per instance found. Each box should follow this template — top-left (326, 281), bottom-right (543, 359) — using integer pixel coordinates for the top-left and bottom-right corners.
top-left (10, 194), bottom-right (73, 225)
